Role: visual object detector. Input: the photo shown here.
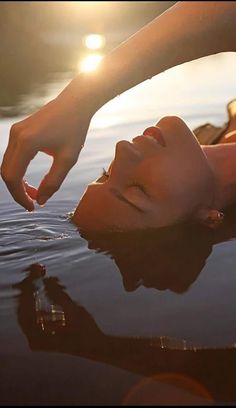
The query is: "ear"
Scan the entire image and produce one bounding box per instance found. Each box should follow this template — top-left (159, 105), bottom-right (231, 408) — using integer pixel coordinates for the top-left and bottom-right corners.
top-left (194, 207), bottom-right (224, 229)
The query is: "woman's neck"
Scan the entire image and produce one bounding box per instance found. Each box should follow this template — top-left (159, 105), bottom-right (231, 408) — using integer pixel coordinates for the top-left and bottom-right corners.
top-left (203, 144), bottom-right (236, 209)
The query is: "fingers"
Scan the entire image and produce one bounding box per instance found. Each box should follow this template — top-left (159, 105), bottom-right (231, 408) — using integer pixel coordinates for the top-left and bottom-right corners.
top-left (1, 122), bottom-right (81, 209)
top-left (37, 152), bottom-right (78, 205)
top-left (1, 131), bottom-right (36, 211)
top-left (43, 277), bottom-right (77, 310)
top-left (23, 181), bottom-right (38, 200)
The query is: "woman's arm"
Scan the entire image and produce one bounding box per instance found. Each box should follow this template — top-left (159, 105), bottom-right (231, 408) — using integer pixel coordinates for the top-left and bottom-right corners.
top-left (65, 1), bottom-right (236, 109)
top-left (1, 1), bottom-right (236, 210)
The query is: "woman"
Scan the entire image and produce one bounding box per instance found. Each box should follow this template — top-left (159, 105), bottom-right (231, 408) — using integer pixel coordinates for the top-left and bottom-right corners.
top-left (1, 2), bottom-right (236, 211)
top-left (72, 100), bottom-right (236, 232)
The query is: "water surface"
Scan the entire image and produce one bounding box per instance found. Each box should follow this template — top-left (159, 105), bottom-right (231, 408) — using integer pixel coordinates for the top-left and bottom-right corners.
top-left (1, 53), bottom-right (236, 405)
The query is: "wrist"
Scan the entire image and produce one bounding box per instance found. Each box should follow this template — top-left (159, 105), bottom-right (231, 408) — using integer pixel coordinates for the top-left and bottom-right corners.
top-left (57, 71), bottom-right (105, 117)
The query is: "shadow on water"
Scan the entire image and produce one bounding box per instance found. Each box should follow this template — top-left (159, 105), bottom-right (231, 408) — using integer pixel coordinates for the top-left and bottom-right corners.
top-left (12, 204), bottom-right (236, 404)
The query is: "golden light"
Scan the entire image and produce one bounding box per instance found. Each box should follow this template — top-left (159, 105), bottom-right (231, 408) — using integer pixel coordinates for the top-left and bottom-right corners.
top-left (74, 1), bottom-right (104, 6)
top-left (79, 54), bottom-right (103, 73)
top-left (84, 34), bottom-right (106, 50)
top-left (71, 1), bottom-right (112, 7)
top-left (68, 1), bottom-right (115, 13)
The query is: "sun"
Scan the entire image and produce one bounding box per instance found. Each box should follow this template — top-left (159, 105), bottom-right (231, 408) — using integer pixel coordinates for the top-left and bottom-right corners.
top-left (84, 34), bottom-right (106, 50)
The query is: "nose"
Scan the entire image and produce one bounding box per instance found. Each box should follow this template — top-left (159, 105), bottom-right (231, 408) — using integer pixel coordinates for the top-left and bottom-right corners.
top-left (156, 115), bottom-right (186, 131)
top-left (114, 140), bottom-right (141, 162)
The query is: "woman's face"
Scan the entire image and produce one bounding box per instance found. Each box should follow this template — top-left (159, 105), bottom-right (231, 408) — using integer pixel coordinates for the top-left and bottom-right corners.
top-left (73, 116), bottom-right (214, 231)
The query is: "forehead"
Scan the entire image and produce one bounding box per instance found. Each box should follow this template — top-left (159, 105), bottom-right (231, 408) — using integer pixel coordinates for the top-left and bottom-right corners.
top-left (74, 183), bottom-right (147, 231)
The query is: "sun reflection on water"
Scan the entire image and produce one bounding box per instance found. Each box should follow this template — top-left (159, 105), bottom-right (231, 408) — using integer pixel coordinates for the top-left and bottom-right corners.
top-left (78, 53), bottom-right (103, 73)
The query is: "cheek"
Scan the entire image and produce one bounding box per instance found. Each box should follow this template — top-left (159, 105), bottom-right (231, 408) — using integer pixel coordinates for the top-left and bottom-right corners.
top-left (145, 167), bottom-right (199, 223)
top-left (137, 154), bottom-right (208, 215)
top-left (140, 160), bottom-right (176, 199)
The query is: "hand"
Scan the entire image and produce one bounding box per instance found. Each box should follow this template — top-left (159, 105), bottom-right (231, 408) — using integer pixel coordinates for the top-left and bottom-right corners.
top-left (14, 266), bottom-right (104, 353)
top-left (1, 93), bottom-right (92, 210)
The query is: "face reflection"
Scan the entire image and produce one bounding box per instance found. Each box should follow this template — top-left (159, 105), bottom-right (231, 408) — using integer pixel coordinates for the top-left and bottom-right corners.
top-left (73, 116), bottom-right (214, 232)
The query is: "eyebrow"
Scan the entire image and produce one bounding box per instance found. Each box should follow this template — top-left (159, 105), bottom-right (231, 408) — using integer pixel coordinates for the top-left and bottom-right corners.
top-left (109, 187), bottom-right (145, 213)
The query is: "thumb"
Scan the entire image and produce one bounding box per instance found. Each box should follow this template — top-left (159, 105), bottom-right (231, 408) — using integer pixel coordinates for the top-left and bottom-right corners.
top-left (36, 153), bottom-right (78, 205)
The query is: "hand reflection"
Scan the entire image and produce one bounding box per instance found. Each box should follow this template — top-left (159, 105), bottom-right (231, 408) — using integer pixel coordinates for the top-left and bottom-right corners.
top-left (14, 261), bottom-right (236, 404)
top-left (14, 264), bottom-right (105, 354)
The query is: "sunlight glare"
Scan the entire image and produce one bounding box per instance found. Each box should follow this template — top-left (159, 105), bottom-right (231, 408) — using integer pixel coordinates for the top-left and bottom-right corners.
top-left (79, 54), bottom-right (103, 73)
top-left (84, 34), bottom-right (106, 50)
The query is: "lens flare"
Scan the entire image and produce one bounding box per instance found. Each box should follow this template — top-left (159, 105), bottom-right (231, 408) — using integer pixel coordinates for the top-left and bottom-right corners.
top-left (79, 54), bottom-right (103, 73)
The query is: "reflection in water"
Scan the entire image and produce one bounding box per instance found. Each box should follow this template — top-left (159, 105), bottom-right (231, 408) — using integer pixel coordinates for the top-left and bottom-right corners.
top-left (77, 204), bottom-right (236, 295)
top-left (14, 261), bottom-right (236, 404)
top-left (81, 223), bottom-right (213, 294)
top-left (79, 53), bottom-right (104, 73)
top-left (0, 2), bottom-right (173, 117)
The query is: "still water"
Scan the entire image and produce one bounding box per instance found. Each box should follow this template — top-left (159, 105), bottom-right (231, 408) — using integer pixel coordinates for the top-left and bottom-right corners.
top-left (1, 53), bottom-right (236, 405)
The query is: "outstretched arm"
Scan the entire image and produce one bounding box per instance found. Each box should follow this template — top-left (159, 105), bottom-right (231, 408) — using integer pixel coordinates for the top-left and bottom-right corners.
top-left (69, 1), bottom-right (236, 108)
top-left (1, 1), bottom-right (235, 210)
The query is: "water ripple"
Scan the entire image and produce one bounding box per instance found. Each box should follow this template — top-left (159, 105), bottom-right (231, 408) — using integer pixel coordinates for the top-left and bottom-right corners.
top-left (0, 200), bottom-right (89, 278)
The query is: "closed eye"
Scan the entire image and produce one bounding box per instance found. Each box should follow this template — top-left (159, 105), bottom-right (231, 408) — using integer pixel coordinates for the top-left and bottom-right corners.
top-left (130, 182), bottom-right (148, 196)
top-left (97, 168), bottom-right (147, 197)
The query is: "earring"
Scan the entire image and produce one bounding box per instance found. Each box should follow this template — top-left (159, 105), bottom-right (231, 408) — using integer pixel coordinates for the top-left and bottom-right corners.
top-left (206, 209), bottom-right (224, 228)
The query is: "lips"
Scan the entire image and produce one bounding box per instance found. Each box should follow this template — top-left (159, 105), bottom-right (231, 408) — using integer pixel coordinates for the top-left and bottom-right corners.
top-left (143, 126), bottom-right (166, 147)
